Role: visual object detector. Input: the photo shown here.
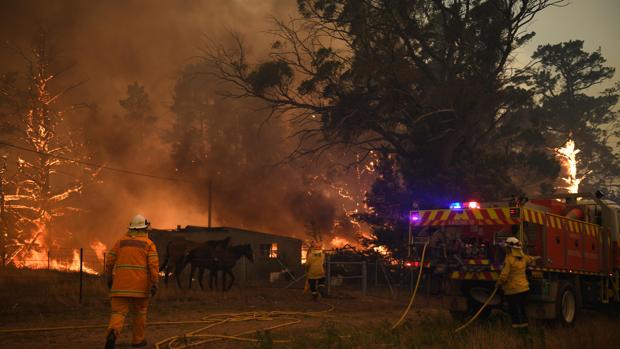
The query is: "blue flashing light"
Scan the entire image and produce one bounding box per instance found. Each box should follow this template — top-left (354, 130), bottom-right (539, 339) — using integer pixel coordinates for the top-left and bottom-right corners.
top-left (409, 211), bottom-right (420, 222)
top-left (449, 202), bottom-right (462, 209)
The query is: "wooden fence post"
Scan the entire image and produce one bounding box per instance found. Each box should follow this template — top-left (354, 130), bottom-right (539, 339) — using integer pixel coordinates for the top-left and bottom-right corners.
top-left (326, 254), bottom-right (331, 296)
top-left (79, 248), bottom-right (83, 304)
top-left (362, 261), bottom-right (367, 296)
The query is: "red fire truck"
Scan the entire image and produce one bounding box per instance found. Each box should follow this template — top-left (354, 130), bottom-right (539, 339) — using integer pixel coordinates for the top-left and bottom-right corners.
top-left (408, 193), bottom-right (620, 324)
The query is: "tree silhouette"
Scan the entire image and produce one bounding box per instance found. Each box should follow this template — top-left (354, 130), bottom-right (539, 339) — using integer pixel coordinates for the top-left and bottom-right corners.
top-left (119, 81), bottom-right (155, 149)
top-left (526, 40), bottom-right (619, 194)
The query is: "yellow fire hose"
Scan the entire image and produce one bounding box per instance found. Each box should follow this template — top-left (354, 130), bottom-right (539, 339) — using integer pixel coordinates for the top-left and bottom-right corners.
top-left (392, 241), bottom-right (429, 329)
top-left (156, 303), bottom-right (335, 349)
top-left (0, 303), bottom-right (334, 348)
top-left (453, 286), bottom-right (499, 333)
top-left (390, 240), bottom-right (499, 334)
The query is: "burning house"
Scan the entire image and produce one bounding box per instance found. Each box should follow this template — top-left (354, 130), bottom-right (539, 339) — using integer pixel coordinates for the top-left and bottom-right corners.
top-left (149, 226), bottom-right (302, 284)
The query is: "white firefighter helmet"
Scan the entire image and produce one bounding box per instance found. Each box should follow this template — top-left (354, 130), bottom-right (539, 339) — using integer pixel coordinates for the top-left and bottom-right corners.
top-left (505, 236), bottom-right (522, 249)
top-left (129, 214), bottom-right (150, 230)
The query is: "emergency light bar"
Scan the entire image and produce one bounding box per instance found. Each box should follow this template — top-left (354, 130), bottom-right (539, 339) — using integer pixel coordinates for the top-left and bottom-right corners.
top-left (409, 211), bottom-right (420, 222)
top-left (449, 201), bottom-right (480, 209)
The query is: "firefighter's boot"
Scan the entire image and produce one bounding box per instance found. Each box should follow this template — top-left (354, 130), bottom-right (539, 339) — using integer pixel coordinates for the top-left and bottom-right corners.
top-left (131, 340), bottom-right (148, 348)
top-left (104, 331), bottom-right (117, 349)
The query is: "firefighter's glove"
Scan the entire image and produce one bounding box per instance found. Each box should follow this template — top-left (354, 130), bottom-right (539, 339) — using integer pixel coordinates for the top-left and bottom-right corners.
top-left (150, 284), bottom-right (158, 297)
top-left (106, 275), bottom-right (113, 290)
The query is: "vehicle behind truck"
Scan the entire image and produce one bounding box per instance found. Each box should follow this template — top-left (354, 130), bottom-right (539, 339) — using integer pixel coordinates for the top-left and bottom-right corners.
top-left (407, 193), bottom-right (620, 324)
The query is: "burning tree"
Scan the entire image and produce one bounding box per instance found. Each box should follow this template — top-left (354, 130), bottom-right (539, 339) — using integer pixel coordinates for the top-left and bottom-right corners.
top-left (525, 40), bottom-right (619, 195)
top-left (1, 30), bottom-right (95, 266)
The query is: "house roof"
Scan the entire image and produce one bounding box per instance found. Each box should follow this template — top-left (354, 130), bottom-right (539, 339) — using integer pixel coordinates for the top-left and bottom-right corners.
top-left (150, 225), bottom-right (302, 243)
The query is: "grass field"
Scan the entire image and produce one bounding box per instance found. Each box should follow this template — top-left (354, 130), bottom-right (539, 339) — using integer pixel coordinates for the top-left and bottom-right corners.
top-left (1, 267), bottom-right (619, 348)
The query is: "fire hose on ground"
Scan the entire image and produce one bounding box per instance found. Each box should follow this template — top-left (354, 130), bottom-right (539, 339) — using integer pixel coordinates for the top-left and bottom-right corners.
top-left (0, 303), bottom-right (334, 349)
top-left (391, 240), bottom-right (500, 333)
top-left (391, 241), bottom-right (429, 329)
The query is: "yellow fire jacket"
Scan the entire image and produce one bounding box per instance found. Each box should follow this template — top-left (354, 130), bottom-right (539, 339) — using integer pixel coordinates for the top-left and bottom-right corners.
top-left (106, 231), bottom-right (159, 298)
top-left (306, 248), bottom-right (325, 279)
top-left (498, 252), bottom-right (536, 295)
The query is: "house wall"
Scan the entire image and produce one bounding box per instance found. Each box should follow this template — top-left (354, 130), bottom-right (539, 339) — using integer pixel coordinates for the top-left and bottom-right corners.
top-left (149, 227), bottom-right (302, 284)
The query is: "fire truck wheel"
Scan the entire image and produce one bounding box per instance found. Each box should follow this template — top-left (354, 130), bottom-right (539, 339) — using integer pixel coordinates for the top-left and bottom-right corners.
top-left (467, 295), bottom-right (491, 318)
top-left (555, 283), bottom-right (577, 325)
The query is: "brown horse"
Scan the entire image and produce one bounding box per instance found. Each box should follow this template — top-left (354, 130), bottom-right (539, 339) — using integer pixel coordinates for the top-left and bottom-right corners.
top-left (185, 244), bottom-right (254, 291)
top-left (160, 237), bottom-right (230, 288)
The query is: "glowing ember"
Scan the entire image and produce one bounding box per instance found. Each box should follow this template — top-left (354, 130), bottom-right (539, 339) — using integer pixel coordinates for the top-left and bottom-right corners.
top-left (555, 138), bottom-right (584, 193)
top-left (330, 236), bottom-right (350, 248)
top-left (373, 245), bottom-right (389, 256)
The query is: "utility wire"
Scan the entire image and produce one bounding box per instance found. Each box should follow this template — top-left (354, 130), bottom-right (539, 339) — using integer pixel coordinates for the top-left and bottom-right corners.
top-left (0, 141), bottom-right (194, 183)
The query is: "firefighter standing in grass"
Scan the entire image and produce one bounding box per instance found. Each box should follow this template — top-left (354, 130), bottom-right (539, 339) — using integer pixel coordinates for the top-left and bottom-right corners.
top-left (305, 241), bottom-right (327, 300)
top-left (496, 237), bottom-right (540, 332)
top-left (104, 214), bottom-right (159, 349)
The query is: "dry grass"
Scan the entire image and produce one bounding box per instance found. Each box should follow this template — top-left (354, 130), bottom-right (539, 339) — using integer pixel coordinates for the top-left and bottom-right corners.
top-left (1, 267), bottom-right (619, 349)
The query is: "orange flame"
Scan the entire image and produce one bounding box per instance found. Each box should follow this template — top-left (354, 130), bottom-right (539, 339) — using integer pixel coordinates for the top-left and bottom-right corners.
top-left (330, 236), bottom-right (350, 248)
top-left (13, 224), bottom-right (100, 275)
top-left (555, 139), bottom-right (584, 194)
top-left (90, 240), bottom-right (107, 263)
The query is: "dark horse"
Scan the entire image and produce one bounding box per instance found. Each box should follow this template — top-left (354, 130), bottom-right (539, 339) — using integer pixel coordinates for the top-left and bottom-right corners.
top-left (159, 237), bottom-right (230, 288)
top-left (185, 244), bottom-right (254, 291)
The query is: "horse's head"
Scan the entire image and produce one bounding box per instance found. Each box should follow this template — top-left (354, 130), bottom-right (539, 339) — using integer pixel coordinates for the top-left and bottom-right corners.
top-left (241, 244), bottom-right (254, 262)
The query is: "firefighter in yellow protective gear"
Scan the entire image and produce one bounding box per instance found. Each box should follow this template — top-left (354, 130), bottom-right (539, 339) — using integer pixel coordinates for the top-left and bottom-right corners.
top-left (305, 241), bottom-right (327, 300)
top-left (104, 214), bottom-right (159, 349)
top-left (496, 237), bottom-right (540, 331)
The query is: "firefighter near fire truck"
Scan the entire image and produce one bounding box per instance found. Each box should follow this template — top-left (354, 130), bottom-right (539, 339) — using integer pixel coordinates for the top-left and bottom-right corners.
top-left (104, 214), bottom-right (160, 349)
top-left (405, 192), bottom-right (620, 326)
top-left (496, 237), bottom-right (541, 331)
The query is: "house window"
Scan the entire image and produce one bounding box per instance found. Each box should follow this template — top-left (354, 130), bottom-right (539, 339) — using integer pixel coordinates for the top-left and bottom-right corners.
top-left (259, 243), bottom-right (279, 259)
top-left (269, 243), bottom-right (278, 258)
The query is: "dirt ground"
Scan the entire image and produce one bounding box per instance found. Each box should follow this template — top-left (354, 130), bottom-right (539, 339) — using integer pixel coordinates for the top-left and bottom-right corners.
top-left (0, 273), bottom-right (417, 349)
top-left (2, 268), bottom-right (620, 349)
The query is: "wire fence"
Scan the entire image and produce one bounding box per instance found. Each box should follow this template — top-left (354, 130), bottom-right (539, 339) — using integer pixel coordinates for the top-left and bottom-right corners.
top-left (11, 246), bottom-right (106, 275)
top-left (3, 246), bottom-right (107, 303)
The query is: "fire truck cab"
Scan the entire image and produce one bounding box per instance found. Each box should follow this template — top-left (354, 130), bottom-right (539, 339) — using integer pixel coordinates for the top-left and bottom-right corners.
top-left (409, 193), bottom-right (620, 324)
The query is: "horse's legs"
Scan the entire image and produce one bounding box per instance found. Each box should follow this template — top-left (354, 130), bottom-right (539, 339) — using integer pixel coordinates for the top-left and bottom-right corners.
top-left (208, 269), bottom-right (215, 291)
top-left (210, 269), bottom-right (218, 291)
top-left (225, 270), bottom-right (235, 291)
top-left (188, 263), bottom-right (196, 289)
top-left (174, 262), bottom-right (185, 289)
top-left (198, 266), bottom-right (205, 290)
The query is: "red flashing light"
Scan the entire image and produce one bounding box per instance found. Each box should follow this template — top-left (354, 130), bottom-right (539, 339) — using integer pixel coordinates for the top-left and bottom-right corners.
top-left (466, 201), bottom-right (480, 209)
top-left (413, 261), bottom-right (420, 267)
top-left (405, 261), bottom-right (413, 267)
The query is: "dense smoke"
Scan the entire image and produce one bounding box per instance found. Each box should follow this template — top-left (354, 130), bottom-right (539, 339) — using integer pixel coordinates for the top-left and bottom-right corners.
top-left (0, 0), bottom-right (366, 249)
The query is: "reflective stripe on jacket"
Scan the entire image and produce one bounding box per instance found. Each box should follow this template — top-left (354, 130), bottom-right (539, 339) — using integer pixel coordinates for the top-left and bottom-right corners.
top-left (306, 248), bottom-right (325, 279)
top-left (498, 253), bottom-right (536, 295)
top-left (106, 231), bottom-right (159, 298)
